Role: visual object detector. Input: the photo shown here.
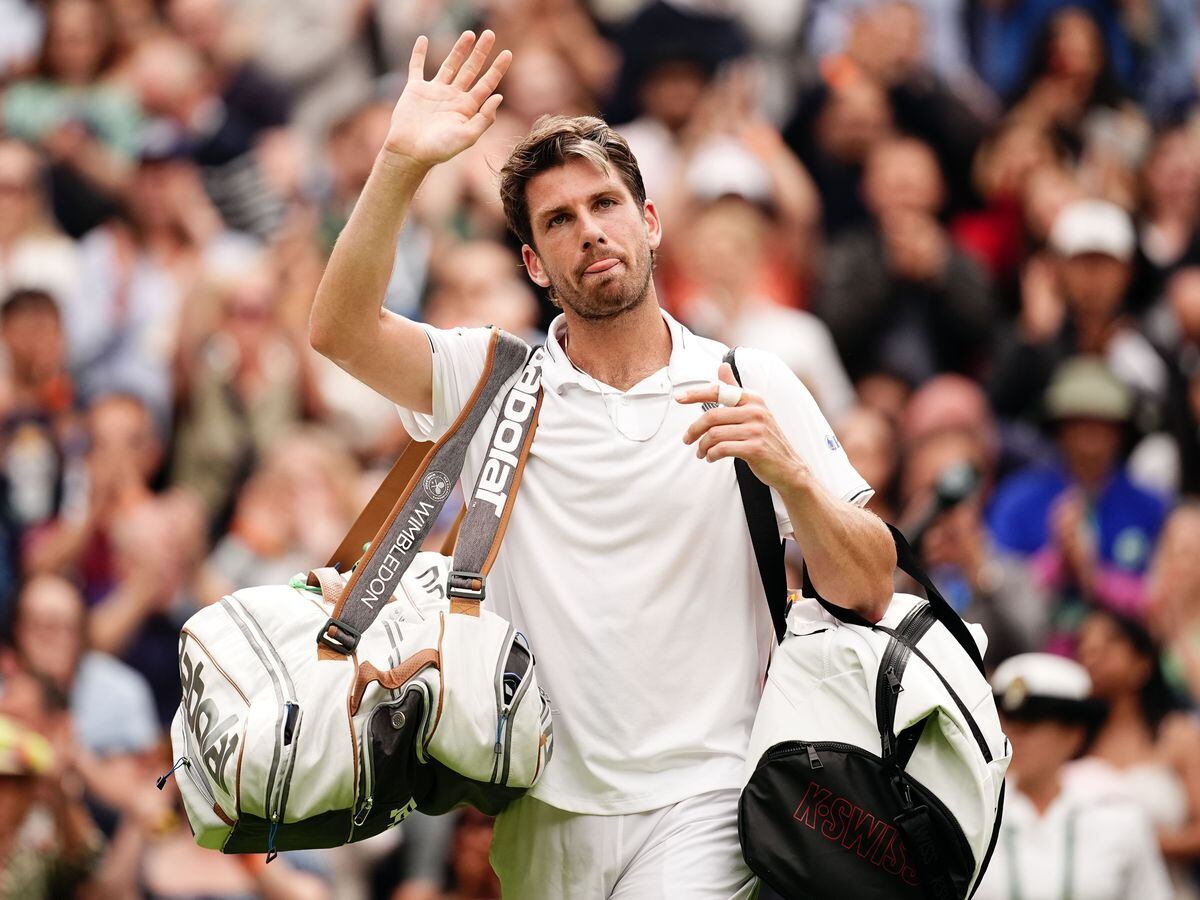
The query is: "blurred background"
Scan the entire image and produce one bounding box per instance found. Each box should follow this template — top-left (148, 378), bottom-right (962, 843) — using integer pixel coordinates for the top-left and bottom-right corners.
top-left (0, 0), bottom-right (1199, 896)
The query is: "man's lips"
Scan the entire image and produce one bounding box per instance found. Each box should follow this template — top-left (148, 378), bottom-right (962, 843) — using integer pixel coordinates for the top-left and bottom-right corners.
top-left (582, 258), bottom-right (621, 275)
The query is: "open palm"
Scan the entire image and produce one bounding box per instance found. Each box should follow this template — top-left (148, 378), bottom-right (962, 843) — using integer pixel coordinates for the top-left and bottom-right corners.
top-left (385, 31), bottom-right (512, 168)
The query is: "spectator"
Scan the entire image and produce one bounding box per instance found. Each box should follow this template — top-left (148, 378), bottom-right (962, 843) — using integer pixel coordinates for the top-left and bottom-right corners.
top-left (18, 577), bottom-right (147, 735)
top-left (0, 662), bottom-right (103, 897)
top-left (1, 0), bottom-right (140, 234)
top-left (1134, 127), bottom-right (1200, 317)
top-left (1150, 504), bottom-right (1200, 702)
top-left (671, 192), bottom-right (853, 419)
top-left (199, 427), bottom-right (360, 598)
top-left (0, 138), bottom-right (81, 303)
top-left (1130, 266), bottom-right (1200, 497)
top-left (90, 487), bottom-right (206, 724)
top-left (978, 652), bottom-right (1171, 899)
top-left (988, 357), bottom-right (1168, 638)
top-left (24, 392), bottom-right (161, 593)
top-left (990, 198), bottom-right (1169, 425)
top-left (128, 36), bottom-right (287, 240)
top-left (1073, 608), bottom-right (1200, 895)
top-left (815, 136), bottom-right (996, 384)
top-left (784, 75), bottom-right (894, 237)
top-left (172, 260), bottom-right (310, 525)
top-left (952, 121), bottom-right (1061, 300)
top-left (899, 428), bottom-right (1049, 666)
top-left (0, 289), bottom-right (76, 594)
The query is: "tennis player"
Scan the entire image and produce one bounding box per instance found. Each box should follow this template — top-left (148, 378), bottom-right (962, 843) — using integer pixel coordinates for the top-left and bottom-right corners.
top-left (310, 31), bottom-right (896, 899)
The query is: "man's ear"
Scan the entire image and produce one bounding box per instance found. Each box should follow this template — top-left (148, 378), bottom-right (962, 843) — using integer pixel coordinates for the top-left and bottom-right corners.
top-left (644, 199), bottom-right (662, 251)
top-left (522, 244), bottom-right (551, 288)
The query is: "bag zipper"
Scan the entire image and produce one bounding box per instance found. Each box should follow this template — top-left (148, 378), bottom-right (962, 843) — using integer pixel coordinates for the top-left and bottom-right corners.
top-left (493, 632), bottom-right (534, 786)
top-left (873, 623), bottom-right (993, 763)
top-left (875, 604), bottom-right (935, 760)
top-left (266, 701), bottom-right (302, 860)
top-left (178, 721), bottom-right (220, 808)
top-left (352, 708), bottom-right (378, 830)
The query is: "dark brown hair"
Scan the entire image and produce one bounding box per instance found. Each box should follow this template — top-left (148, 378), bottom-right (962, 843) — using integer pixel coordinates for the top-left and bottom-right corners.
top-left (499, 115), bottom-right (646, 248)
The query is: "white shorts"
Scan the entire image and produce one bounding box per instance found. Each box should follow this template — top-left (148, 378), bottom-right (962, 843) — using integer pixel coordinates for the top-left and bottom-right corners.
top-left (489, 788), bottom-right (758, 899)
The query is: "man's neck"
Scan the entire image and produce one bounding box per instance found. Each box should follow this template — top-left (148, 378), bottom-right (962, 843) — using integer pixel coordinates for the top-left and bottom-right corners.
top-left (559, 295), bottom-right (672, 391)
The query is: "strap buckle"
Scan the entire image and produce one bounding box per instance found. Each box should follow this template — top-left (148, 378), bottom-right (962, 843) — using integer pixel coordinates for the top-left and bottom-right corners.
top-left (317, 616), bottom-right (362, 655)
top-left (447, 570), bottom-right (486, 602)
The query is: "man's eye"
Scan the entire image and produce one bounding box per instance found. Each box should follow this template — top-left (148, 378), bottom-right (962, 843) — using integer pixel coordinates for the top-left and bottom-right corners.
top-left (597, 197), bottom-right (616, 209)
top-left (549, 214), bottom-right (568, 227)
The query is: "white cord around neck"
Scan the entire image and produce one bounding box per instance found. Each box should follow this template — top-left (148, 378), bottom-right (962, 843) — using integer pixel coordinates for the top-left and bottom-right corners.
top-left (562, 333), bottom-right (671, 443)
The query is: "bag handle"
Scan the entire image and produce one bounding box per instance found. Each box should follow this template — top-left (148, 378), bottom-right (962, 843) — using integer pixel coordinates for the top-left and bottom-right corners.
top-left (317, 329), bottom-right (531, 658)
top-left (722, 349), bottom-right (789, 643)
top-left (722, 345), bottom-right (984, 673)
top-left (801, 525), bottom-right (986, 675)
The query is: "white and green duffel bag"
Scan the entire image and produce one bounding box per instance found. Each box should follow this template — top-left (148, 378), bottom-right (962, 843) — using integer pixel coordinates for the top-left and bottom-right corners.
top-left (161, 329), bottom-right (554, 858)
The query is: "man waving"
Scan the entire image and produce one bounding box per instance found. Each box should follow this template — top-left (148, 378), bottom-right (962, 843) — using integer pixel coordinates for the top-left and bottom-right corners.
top-left (310, 31), bottom-right (896, 899)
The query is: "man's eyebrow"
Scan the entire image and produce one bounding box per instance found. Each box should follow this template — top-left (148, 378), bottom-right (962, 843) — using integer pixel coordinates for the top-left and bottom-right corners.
top-left (537, 190), bottom-right (618, 225)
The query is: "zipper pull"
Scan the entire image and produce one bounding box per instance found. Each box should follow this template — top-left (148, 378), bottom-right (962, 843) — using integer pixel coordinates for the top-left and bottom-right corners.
top-left (881, 731), bottom-right (893, 758)
top-left (266, 821), bottom-right (279, 864)
top-left (494, 712), bottom-right (508, 755)
top-left (353, 797), bottom-right (374, 827)
top-left (885, 667), bottom-right (904, 694)
top-left (806, 745), bottom-right (823, 770)
top-left (156, 757), bottom-right (188, 790)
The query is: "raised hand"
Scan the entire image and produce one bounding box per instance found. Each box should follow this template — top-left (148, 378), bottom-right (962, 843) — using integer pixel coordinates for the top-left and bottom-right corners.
top-left (383, 31), bottom-right (512, 170)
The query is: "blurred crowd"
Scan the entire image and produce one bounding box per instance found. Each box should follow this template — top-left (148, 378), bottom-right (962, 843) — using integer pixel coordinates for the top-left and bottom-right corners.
top-left (0, 0), bottom-right (1199, 896)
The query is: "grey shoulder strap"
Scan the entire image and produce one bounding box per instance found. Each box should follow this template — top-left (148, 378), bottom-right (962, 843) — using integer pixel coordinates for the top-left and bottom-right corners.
top-left (317, 329), bottom-right (532, 657)
top-left (445, 347), bottom-right (545, 613)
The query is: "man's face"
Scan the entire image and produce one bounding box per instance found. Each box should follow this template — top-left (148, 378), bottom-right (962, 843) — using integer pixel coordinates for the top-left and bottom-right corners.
top-left (1060, 253), bottom-right (1130, 319)
top-left (14, 579), bottom-right (84, 690)
top-left (1, 308), bottom-right (64, 386)
top-left (1057, 417), bottom-right (1122, 486)
top-left (521, 157), bottom-right (660, 323)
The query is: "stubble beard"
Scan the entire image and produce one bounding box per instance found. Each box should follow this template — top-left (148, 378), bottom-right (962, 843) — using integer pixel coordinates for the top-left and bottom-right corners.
top-left (548, 248), bottom-right (655, 322)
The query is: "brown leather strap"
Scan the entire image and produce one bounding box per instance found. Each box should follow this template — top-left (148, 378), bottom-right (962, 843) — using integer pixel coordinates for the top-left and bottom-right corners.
top-left (349, 649), bottom-right (440, 715)
top-left (328, 331), bottom-right (503, 625)
top-left (307, 567), bottom-right (347, 607)
top-left (326, 439), bottom-right (433, 574)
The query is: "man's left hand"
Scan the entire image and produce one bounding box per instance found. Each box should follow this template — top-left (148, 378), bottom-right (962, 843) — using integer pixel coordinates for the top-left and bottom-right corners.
top-left (677, 363), bottom-right (809, 491)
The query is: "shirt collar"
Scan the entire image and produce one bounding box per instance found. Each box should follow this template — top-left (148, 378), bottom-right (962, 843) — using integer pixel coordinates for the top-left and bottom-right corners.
top-left (541, 309), bottom-right (717, 395)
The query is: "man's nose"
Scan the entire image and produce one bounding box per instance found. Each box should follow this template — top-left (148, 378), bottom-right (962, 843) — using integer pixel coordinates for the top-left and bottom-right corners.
top-left (579, 212), bottom-right (607, 250)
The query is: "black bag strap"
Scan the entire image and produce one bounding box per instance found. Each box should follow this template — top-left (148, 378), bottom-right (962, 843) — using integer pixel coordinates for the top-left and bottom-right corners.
top-left (802, 524), bottom-right (986, 674)
top-left (722, 348), bottom-right (789, 643)
top-left (721, 344), bottom-right (984, 673)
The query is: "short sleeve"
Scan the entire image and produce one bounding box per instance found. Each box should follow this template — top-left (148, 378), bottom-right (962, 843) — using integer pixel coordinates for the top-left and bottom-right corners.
top-left (735, 348), bottom-right (873, 539)
top-left (395, 324), bottom-right (493, 441)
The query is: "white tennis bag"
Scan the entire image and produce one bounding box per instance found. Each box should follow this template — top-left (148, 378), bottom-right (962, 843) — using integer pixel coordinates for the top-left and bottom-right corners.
top-left (737, 529), bottom-right (1011, 899)
top-left (163, 330), bottom-right (554, 858)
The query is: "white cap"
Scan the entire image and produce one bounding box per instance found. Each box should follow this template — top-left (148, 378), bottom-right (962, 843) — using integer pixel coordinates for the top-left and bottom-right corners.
top-left (685, 136), bottom-right (773, 206)
top-left (1048, 199), bottom-right (1135, 262)
top-left (991, 653), bottom-right (1092, 714)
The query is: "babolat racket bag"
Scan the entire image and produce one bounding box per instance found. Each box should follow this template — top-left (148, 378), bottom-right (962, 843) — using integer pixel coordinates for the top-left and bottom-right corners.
top-left (162, 329), bottom-right (554, 858)
top-left (736, 527), bottom-right (1009, 899)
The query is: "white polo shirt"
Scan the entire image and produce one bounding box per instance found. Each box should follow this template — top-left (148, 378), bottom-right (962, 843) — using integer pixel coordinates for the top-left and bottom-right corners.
top-left (973, 775), bottom-right (1172, 900)
top-left (397, 310), bottom-right (872, 814)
